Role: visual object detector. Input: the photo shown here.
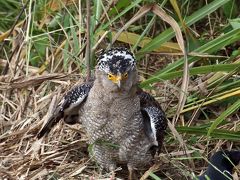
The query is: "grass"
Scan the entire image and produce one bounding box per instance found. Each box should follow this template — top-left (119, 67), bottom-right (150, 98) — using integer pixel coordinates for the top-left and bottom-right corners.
top-left (0, 0), bottom-right (240, 179)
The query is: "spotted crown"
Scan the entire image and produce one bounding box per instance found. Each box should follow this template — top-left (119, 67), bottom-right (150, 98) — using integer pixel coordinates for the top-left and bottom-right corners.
top-left (97, 47), bottom-right (136, 74)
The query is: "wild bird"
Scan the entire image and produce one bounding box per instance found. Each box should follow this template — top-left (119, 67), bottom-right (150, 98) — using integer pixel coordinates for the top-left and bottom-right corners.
top-left (37, 47), bottom-right (167, 179)
top-left (197, 150), bottom-right (240, 180)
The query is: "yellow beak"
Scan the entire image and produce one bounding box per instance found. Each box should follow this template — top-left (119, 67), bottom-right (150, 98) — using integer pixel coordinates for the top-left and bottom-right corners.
top-left (108, 73), bottom-right (128, 88)
top-left (111, 75), bottom-right (123, 84)
top-left (111, 75), bottom-right (123, 88)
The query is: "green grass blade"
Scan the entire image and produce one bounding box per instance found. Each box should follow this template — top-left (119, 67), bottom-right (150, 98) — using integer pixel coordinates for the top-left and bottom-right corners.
top-left (132, 15), bottom-right (156, 51)
top-left (141, 63), bottom-right (240, 83)
top-left (207, 98), bottom-right (240, 136)
top-left (70, 18), bottom-right (79, 54)
top-left (176, 126), bottom-right (240, 141)
top-left (149, 172), bottom-right (162, 180)
top-left (94, 0), bottom-right (102, 26)
top-left (100, 0), bottom-right (143, 31)
top-left (140, 28), bottom-right (240, 87)
top-left (137, 0), bottom-right (231, 56)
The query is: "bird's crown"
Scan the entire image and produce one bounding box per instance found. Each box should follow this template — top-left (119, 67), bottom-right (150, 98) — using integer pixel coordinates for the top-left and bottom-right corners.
top-left (97, 47), bottom-right (136, 74)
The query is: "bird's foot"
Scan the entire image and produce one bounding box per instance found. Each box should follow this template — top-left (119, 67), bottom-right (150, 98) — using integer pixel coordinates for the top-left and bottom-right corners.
top-left (89, 175), bottom-right (95, 180)
top-left (109, 171), bottom-right (115, 180)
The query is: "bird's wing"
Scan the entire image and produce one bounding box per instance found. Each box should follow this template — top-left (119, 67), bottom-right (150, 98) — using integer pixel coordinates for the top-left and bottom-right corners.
top-left (137, 88), bottom-right (167, 151)
top-left (37, 82), bottom-right (93, 139)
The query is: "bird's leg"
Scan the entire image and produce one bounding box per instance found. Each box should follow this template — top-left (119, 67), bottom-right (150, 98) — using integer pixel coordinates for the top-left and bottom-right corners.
top-left (89, 176), bottom-right (95, 180)
top-left (127, 165), bottom-right (135, 180)
top-left (110, 171), bottom-right (115, 180)
top-left (129, 170), bottom-right (133, 180)
top-left (109, 165), bottom-right (116, 180)
top-left (64, 114), bottom-right (79, 124)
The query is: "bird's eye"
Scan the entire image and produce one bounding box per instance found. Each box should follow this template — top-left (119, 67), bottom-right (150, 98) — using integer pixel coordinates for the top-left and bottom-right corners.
top-left (123, 73), bottom-right (128, 79)
top-left (108, 74), bottom-right (113, 80)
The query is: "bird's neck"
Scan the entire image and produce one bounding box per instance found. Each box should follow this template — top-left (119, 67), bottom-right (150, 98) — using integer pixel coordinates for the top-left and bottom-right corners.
top-left (94, 80), bottom-right (138, 100)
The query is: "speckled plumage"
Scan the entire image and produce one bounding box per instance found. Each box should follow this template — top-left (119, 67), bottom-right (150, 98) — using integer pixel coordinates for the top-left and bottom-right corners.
top-left (37, 47), bottom-right (167, 177)
top-left (79, 47), bottom-right (167, 172)
top-left (97, 47), bottom-right (136, 75)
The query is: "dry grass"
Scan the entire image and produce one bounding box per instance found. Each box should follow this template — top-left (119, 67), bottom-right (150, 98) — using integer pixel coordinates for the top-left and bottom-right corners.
top-left (1, 53), bottom-right (239, 180)
top-left (1, 1), bottom-right (240, 179)
top-left (0, 44), bottom-right (187, 179)
top-left (0, 40), bottom-right (240, 179)
top-left (0, 71), bottom-right (88, 179)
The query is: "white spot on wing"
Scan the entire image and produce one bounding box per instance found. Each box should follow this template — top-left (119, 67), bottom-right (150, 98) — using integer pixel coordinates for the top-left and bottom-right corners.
top-left (150, 119), bottom-right (157, 145)
top-left (144, 106), bottom-right (162, 146)
top-left (68, 94), bottom-right (86, 109)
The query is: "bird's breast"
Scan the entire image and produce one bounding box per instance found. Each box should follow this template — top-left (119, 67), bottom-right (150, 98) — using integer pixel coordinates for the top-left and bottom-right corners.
top-left (80, 91), bottom-right (143, 141)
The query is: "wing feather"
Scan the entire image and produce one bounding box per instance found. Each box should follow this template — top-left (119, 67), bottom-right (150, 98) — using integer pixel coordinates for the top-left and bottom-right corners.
top-left (137, 88), bottom-right (167, 152)
top-left (37, 82), bottom-right (92, 139)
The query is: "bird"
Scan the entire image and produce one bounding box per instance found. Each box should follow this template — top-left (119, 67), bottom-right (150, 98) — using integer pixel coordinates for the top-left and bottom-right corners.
top-left (197, 150), bottom-right (240, 180)
top-left (37, 47), bottom-right (167, 179)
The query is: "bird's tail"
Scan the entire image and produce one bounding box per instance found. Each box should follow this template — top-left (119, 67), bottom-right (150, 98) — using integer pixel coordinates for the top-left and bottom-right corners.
top-left (37, 109), bottom-right (63, 139)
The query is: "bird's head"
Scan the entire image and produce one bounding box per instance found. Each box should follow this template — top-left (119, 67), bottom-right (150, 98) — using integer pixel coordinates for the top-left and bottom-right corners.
top-left (96, 47), bottom-right (138, 92)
